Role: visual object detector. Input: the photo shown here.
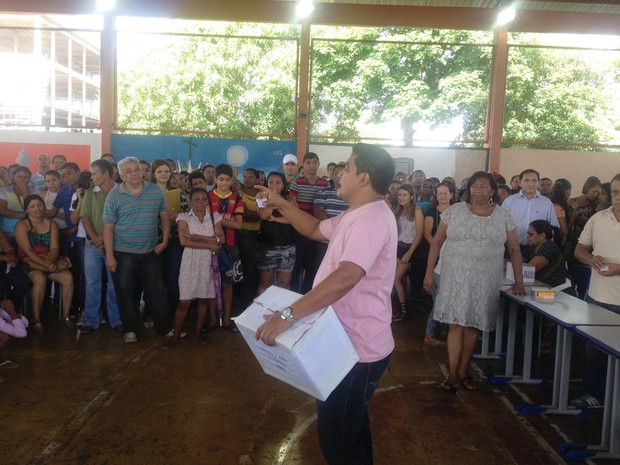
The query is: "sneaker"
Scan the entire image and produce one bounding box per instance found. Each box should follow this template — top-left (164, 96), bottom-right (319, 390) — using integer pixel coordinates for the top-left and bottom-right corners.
top-left (165, 329), bottom-right (188, 338)
top-left (123, 332), bottom-right (138, 344)
top-left (569, 394), bottom-right (603, 409)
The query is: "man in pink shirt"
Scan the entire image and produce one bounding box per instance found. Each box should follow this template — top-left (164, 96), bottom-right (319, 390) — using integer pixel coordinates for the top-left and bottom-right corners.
top-left (256, 143), bottom-right (397, 465)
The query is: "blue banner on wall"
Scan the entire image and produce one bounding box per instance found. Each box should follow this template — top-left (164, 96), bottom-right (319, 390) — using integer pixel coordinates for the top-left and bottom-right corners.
top-left (111, 134), bottom-right (297, 176)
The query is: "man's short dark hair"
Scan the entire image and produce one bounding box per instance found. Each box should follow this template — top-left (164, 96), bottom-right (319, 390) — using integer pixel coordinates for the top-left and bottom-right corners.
top-left (187, 171), bottom-right (206, 184)
top-left (303, 152), bottom-right (319, 162)
top-left (519, 169), bottom-right (540, 180)
top-left (90, 159), bottom-right (114, 178)
top-left (351, 143), bottom-right (395, 195)
top-left (327, 162), bottom-right (337, 169)
top-left (60, 162), bottom-right (80, 172)
top-left (215, 163), bottom-right (233, 178)
top-left (204, 164), bottom-right (215, 170)
top-left (52, 154), bottom-right (67, 164)
top-left (541, 177), bottom-right (552, 183)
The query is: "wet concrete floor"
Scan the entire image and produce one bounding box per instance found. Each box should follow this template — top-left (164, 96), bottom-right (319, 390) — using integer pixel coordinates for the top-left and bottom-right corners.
top-left (1, 302), bottom-right (617, 465)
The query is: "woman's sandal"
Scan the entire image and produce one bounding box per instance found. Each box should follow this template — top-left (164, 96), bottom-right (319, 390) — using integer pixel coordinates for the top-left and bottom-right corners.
top-left (33, 322), bottom-right (44, 334)
top-left (0, 359), bottom-right (18, 369)
top-left (437, 380), bottom-right (458, 394)
top-left (61, 318), bottom-right (74, 327)
top-left (460, 376), bottom-right (479, 391)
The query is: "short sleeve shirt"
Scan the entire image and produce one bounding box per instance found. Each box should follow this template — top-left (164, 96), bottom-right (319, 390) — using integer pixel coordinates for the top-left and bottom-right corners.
top-left (289, 176), bottom-right (329, 215)
top-left (103, 181), bottom-right (168, 254)
top-left (578, 207), bottom-right (620, 305)
top-left (316, 200), bottom-right (397, 362)
top-left (208, 190), bottom-right (244, 246)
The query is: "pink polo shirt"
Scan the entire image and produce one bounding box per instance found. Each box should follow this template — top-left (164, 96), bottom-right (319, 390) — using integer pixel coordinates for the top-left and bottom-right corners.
top-left (316, 199), bottom-right (397, 362)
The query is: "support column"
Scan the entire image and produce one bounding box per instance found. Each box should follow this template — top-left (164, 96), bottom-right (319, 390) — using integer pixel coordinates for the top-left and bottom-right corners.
top-left (296, 22), bottom-right (311, 162)
top-left (100, 12), bottom-right (115, 156)
top-left (487, 27), bottom-right (509, 173)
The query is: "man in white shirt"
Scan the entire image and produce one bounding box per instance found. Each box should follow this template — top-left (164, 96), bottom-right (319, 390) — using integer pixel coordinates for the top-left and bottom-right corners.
top-left (502, 169), bottom-right (559, 247)
top-left (571, 173), bottom-right (620, 408)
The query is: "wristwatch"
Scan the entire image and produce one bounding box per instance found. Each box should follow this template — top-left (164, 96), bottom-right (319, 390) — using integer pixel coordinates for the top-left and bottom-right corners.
top-left (280, 307), bottom-right (297, 324)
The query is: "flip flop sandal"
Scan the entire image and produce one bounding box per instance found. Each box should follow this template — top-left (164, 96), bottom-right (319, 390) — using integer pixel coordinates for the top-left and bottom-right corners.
top-left (437, 380), bottom-right (458, 394)
top-left (0, 359), bottom-right (18, 369)
top-left (460, 376), bottom-right (479, 391)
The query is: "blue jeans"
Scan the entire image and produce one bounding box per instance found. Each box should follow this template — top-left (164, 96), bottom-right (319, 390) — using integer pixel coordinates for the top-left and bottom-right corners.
top-left (111, 251), bottom-right (171, 335)
top-left (316, 354), bottom-right (391, 465)
top-left (83, 241), bottom-right (121, 329)
top-left (583, 296), bottom-right (620, 400)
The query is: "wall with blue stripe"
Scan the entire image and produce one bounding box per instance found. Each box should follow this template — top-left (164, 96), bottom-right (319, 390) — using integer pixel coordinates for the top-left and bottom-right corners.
top-left (111, 134), bottom-right (296, 175)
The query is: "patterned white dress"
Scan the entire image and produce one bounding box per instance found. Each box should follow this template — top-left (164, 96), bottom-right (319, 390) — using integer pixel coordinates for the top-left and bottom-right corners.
top-left (434, 202), bottom-right (516, 332)
top-left (177, 210), bottom-right (222, 300)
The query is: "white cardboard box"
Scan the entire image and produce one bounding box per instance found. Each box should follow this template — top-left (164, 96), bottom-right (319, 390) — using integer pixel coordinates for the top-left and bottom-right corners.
top-left (234, 286), bottom-right (360, 401)
top-left (506, 262), bottom-right (536, 284)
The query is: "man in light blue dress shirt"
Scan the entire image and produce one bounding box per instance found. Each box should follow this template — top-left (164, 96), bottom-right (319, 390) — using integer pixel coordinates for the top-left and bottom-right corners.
top-left (502, 169), bottom-right (559, 247)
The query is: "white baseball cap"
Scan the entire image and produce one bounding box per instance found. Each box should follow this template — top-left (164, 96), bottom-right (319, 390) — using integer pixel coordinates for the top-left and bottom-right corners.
top-left (282, 154), bottom-right (298, 165)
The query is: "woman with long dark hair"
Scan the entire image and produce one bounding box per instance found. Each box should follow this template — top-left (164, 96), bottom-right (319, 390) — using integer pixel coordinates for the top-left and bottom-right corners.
top-left (14, 195), bottom-right (74, 333)
top-left (392, 183), bottom-right (424, 322)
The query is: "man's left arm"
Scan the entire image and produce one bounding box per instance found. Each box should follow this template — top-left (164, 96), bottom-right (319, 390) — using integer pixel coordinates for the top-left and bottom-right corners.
top-left (154, 211), bottom-right (170, 254)
top-left (256, 261), bottom-right (365, 346)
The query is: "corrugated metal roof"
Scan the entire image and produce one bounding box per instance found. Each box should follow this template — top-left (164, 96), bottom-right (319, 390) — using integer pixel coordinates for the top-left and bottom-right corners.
top-left (286, 0), bottom-right (620, 14)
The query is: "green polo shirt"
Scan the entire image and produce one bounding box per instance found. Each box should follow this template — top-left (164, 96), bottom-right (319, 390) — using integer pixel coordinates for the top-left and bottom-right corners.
top-left (80, 186), bottom-right (108, 236)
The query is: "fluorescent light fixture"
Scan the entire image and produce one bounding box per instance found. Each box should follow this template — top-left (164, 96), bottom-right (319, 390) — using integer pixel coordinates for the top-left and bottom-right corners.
top-left (496, 5), bottom-right (516, 26)
top-left (296, 0), bottom-right (315, 19)
top-left (97, 0), bottom-right (116, 12)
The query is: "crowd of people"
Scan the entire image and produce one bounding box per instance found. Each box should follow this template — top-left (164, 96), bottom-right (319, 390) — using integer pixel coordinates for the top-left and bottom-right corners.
top-left (0, 145), bottom-right (618, 465)
top-left (0, 153), bottom-right (615, 348)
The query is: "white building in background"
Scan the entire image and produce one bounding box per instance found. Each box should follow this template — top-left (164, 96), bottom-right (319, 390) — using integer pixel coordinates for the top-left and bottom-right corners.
top-left (0, 14), bottom-right (101, 129)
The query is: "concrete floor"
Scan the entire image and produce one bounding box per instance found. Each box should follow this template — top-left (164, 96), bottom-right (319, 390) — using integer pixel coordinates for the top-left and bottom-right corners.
top-left (1, 301), bottom-right (616, 465)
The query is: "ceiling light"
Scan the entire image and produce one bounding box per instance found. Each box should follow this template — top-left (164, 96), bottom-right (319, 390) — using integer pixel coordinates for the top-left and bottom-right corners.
top-left (496, 5), bottom-right (516, 26)
top-left (296, 0), bottom-right (315, 19)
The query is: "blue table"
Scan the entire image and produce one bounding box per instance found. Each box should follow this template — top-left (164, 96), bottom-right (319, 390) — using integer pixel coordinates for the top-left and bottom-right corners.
top-left (559, 325), bottom-right (620, 461)
top-left (526, 294), bottom-right (620, 416)
top-left (490, 289), bottom-right (620, 417)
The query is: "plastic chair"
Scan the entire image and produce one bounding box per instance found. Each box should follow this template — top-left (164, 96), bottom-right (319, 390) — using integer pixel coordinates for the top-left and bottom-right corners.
top-left (568, 264), bottom-right (591, 301)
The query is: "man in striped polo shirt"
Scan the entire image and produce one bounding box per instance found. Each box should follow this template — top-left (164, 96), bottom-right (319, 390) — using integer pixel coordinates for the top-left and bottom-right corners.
top-left (103, 157), bottom-right (172, 343)
top-left (289, 152), bottom-right (329, 293)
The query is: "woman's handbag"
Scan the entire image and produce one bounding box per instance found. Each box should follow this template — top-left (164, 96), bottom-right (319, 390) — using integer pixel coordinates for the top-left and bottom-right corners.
top-left (209, 211), bottom-right (244, 283)
top-left (23, 254), bottom-right (72, 272)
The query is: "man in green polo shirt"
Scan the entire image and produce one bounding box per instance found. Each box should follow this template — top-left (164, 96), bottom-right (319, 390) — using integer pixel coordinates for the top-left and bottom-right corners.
top-left (79, 159), bottom-right (123, 335)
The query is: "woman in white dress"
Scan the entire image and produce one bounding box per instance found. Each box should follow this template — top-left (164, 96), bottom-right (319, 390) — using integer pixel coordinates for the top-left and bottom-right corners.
top-left (424, 172), bottom-right (525, 393)
top-left (161, 188), bottom-right (224, 349)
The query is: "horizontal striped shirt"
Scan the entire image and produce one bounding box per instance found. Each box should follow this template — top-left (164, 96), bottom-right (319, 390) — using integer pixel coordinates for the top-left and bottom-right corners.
top-left (103, 181), bottom-right (168, 254)
top-left (289, 176), bottom-right (329, 215)
top-left (313, 186), bottom-right (349, 219)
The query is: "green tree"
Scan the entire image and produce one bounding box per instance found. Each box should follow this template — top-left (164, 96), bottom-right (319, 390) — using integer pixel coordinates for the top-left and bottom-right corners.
top-left (117, 23), bottom-right (299, 137)
top-left (505, 38), bottom-right (620, 149)
top-left (310, 27), bottom-right (493, 144)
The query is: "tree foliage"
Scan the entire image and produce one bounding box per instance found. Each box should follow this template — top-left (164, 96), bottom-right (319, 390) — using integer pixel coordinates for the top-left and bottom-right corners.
top-left (117, 22), bottom-right (620, 149)
top-left (117, 23), bottom-right (299, 137)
